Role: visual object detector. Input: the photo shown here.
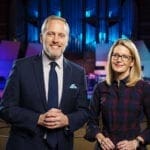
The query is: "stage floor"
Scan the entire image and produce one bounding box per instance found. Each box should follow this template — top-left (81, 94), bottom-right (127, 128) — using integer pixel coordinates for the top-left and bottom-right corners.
top-left (0, 119), bottom-right (95, 150)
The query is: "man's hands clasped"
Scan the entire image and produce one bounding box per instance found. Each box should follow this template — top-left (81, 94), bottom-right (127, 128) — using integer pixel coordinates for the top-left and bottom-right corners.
top-left (38, 108), bottom-right (69, 129)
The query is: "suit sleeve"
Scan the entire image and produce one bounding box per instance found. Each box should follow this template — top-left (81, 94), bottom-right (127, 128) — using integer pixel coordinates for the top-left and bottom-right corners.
top-left (0, 61), bottom-right (40, 134)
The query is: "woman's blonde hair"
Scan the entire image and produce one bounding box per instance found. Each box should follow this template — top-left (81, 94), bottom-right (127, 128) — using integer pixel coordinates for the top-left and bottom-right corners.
top-left (106, 39), bottom-right (142, 87)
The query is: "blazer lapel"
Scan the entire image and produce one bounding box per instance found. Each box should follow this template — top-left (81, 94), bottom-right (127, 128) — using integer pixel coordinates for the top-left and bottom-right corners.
top-left (60, 59), bottom-right (71, 108)
top-left (33, 54), bottom-right (48, 110)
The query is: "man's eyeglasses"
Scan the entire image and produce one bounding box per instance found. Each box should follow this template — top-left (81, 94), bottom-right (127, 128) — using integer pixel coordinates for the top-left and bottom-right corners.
top-left (111, 53), bottom-right (133, 62)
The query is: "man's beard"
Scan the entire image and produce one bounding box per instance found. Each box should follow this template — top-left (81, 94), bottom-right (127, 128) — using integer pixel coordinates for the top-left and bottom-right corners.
top-left (43, 48), bottom-right (64, 60)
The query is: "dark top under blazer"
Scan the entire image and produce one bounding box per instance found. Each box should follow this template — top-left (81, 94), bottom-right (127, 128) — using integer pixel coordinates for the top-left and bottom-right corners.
top-left (0, 54), bottom-right (89, 150)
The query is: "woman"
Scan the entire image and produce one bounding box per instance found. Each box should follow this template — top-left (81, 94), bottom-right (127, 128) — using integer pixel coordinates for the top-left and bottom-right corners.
top-left (85, 39), bottom-right (150, 150)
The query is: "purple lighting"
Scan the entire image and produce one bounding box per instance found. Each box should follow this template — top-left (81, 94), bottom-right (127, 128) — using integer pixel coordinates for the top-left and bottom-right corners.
top-left (0, 40), bottom-right (20, 97)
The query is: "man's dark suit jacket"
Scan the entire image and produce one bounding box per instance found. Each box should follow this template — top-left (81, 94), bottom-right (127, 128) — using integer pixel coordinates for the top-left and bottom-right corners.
top-left (0, 54), bottom-right (89, 150)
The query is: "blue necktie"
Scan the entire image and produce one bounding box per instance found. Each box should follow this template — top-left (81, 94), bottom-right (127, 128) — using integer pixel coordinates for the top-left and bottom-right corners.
top-left (47, 62), bottom-right (58, 149)
top-left (48, 62), bottom-right (58, 108)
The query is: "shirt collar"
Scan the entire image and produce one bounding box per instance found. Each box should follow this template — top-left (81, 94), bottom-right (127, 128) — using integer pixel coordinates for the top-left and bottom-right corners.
top-left (42, 51), bottom-right (63, 69)
top-left (113, 76), bottom-right (129, 85)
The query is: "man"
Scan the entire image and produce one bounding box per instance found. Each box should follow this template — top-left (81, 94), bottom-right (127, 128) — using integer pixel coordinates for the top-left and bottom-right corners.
top-left (0, 15), bottom-right (89, 150)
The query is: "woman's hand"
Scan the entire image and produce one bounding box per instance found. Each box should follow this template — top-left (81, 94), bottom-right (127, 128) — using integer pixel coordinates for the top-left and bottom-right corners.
top-left (116, 139), bottom-right (139, 150)
top-left (96, 133), bottom-right (115, 150)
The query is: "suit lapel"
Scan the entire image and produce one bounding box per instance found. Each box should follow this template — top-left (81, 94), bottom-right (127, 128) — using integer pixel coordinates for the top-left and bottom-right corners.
top-left (60, 59), bottom-right (71, 108)
top-left (33, 54), bottom-right (48, 110)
